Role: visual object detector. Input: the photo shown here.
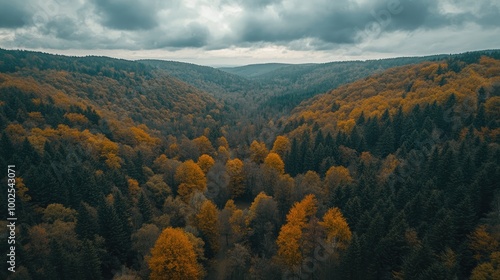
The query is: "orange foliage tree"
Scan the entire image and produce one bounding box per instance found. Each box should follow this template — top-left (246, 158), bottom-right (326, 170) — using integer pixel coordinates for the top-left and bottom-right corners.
top-left (272, 136), bottom-right (290, 158)
top-left (197, 154), bottom-right (215, 174)
top-left (324, 166), bottom-right (353, 195)
top-left (226, 158), bottom-right (245, 199)
top-left (264, 152), bottom-right (285, 175)
top-left (250, 140), bottom-right (268, 164)
top-left (193, 135), bottom-right (215, 156)
top-left (175, 160), bottom-right (207, 202)
top-left (319, 207), bottom-right (352, 251)
top-left (277, 195), bottom-right (318, 268)
top-left (195, 200), bottom-right (220, 257)
top-left (149, 227), bottom-right (204, 280)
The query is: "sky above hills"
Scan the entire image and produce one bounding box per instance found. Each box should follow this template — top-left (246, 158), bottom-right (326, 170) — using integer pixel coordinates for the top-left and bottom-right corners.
top-left (0, 0), bottom-right (499, 66)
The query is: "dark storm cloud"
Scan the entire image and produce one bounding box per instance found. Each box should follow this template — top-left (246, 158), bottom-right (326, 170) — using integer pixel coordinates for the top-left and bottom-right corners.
top-left (0, 0), bottom-right (32, 28)
top-left (92, 0), bottom-right (159, 30)
top-left (234, 0), bottom-right (497, 48)
top-left (41, 16), bottom-right (90, 41)
top-left (475, 1), bottom-right (500, 27)
top-left (145, 22), bottom-right (210, 49)
top-left (240, 0), bottom-right (446, 44)
top-left (236, 1), bottom-right (370, 45)
top-left (0, 0), bottom-right (499, 53)
top-left (381, 0), bottom-right (448, 31)
top-left (169, 23), bottom-right (210, 48)
top-left (236, 0), bottom-right (282, 9)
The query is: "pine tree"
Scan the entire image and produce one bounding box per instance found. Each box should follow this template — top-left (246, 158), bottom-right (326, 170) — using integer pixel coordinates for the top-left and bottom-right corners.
top-left (98, 199), bottom-right (129, 264)
top-left (138, 192), bottom-right (153, 223)
top-left (286, 138), bottom-right (300, 176)
top-left (0, 132), bottom-right (14, 160)
top-left (81, 240), bottom-right (102, 280)
top-left (76, 203), bottom-right (99, 240)
top-left (376, 126), bottom-right (395, 158)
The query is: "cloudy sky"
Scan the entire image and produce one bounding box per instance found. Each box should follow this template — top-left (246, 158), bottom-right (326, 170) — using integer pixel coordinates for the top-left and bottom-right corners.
top-left (0, 0), bottom-right (499, 66)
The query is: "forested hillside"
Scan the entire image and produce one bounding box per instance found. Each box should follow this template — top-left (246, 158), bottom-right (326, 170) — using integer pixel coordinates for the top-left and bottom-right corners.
top-left (219, 63), bottom-right (293, 78)
top-left (0, 49), bottom-right (499, 280)
top-left (222, 55), bottom-right (448, 113)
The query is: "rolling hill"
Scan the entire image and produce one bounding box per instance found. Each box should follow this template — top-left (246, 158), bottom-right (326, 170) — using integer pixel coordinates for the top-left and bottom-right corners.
top-left (219, 63), bottom-right (294, 78)
top-left (283, 50), bottom-right (500, 138)
top-left (0, 48), bottom-right (499, 280)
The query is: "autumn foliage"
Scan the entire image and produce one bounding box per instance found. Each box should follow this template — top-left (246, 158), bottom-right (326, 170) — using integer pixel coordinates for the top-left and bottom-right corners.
top-left (1, 49), bottom-right (499, 280)
top-left (149, 227), bottom-right (203, 280)
top-left (175, 160), bottom-right (207, 201)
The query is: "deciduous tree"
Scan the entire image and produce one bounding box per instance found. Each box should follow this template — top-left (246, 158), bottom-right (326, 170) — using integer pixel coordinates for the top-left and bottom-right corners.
top-left (319, 207), bottom-right (352, 250)
top-left (250, 140), bottom-right (268, 164)
top-left (226, 158), bottom-right (245, 199)
top-left (197, 154), bottom-right (215, 174)
top-left (149, 227), bottom-right (204, 280)
top-left (272, 136), bottom-right (290, 158)
top-left (175, 160), bottom-right (207, 202)
top-left (195, 200), bottom-right (220, 257)
top-left (264, 152), bottom-right (285, 174)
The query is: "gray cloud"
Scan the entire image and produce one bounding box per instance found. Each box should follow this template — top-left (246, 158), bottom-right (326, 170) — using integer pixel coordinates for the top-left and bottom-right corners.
top-left (0, 1), bottom-right (32, 28)
top-left (231, 0), bottom-right (500, 51)
top-left (234, 0), bottom-right (466, 48)
top-left (40, 16), bottom-right (90, 41)
top-left (237, 0), bottom-right (282, 9)
top-left (92, 0), bottom-right (160, 30)
top-left (475, 1), bottom-right (500, 28)
top-left (0, 0), bottom-right (498, 58)
top-left (144, 22), bottom-right (211, 49)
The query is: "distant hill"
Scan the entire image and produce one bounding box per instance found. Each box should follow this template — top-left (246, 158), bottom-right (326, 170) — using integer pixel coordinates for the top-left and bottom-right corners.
top-left (0, 49), bottom-right (223, 139)
top-left (219, 63), bottom-right (294, 78)
top-left (140, 59), bottom-right (258, 99)
top-left (283, 50), bottom-right (500, 138)
top-left (216, 55), bottom-right (452, 113)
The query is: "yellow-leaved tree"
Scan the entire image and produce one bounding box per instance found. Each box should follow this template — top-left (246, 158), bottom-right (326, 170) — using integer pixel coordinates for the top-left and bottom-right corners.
top-left (324, 165), bottom-right (353, 195)
top-left (149, 227), bottom-right (204, 280)
top-left (193, 135), bottom-right (215, 156)
top-left (272, 135), bottom-right (290, 158)
top-left (195, 200), bottom-right (220, 257)
top-left (197, 154), bottom-right (215, 174)
top-left (319, 207), bottom-right (352, 251)
top-left (175, 160), bottom-right (207, 202)
top-left (264, 152), bottom-right (285, 174)
top-left (250, 140), bottom-right (268, 163)
top-left (277, 194), bottom-right (318, 268)
top-left (226, 158), bottom-right (245, 199)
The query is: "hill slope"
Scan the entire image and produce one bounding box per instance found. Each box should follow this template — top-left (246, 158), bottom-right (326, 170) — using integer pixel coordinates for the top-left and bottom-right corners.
top-left (139, 59), bottom-right (257, 99)
top-left (1, 49), bottom-right (499, 280)
top-left (256, 55), bottom-right (456, 111)
top-left (0, 49), bottom-right (223, 139)
top-left (284, 51), bottom-right (500, 138)
top-left (219, 63), bottom-right (293, 78)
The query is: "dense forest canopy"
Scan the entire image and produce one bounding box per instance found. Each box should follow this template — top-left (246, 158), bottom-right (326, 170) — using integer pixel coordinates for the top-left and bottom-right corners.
top-left (0, 48), bottom-right (499, 280)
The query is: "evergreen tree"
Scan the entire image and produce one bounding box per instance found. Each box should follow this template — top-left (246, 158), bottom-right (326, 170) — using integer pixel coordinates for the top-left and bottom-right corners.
top-left (138, 192), bottom-right (153, 223)
top-left (76, 203), bottom-right (99, 240)
top-left (98, 199), bottom-right (129, 265)
top-left (81, 240), bottom-right (102, 280)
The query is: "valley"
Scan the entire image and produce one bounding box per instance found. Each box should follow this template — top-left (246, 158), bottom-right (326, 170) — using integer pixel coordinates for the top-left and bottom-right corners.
top-left (0, 48), bottom-right (499, 280)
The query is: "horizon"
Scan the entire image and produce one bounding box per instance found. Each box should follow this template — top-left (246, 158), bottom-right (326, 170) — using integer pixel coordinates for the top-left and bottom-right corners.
top-left (2, 47), bottom-right (498, 68)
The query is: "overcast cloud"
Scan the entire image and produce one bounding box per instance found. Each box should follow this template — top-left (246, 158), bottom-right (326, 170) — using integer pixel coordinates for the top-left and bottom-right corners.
top-left (0, 0), bottom-right (499, 65)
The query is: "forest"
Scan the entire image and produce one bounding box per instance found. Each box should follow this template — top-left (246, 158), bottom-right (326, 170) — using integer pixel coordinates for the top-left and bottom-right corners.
top-left (0, 48), bottom-right (499, 280)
